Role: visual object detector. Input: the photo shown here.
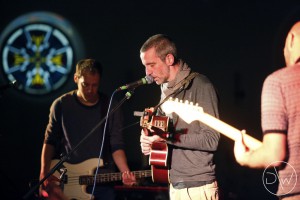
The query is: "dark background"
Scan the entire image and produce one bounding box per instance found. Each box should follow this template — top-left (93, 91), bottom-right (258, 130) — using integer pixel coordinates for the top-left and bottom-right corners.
top-left (0, 0), bottom-right (300, 199)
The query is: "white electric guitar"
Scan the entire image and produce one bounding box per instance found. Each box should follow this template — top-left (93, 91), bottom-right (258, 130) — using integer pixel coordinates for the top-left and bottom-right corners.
top-left (161, 98), bottom-right (262, 150)
top-left (50, 158), bottom-right (151, 200)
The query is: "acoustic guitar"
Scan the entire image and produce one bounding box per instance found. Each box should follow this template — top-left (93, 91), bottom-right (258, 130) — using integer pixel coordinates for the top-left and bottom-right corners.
top-left (140, 107), bottom-right (171, 183)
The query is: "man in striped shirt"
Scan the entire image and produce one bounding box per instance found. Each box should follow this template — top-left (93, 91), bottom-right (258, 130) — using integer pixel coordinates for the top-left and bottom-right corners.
top-left (234, 21), bottom-right (300, 200)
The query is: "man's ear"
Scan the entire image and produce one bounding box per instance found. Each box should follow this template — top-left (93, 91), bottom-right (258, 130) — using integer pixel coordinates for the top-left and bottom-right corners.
top-left (165, 54), bottom-right (175, 65)
top-left (74, 74), bottom-right (78, 83)
top-left (286, 32), bottom-right (294, 50)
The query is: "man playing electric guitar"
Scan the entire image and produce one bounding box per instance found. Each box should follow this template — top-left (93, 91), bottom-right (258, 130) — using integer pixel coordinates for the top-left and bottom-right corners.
top-left (39, 59), bottom-right (136, 200)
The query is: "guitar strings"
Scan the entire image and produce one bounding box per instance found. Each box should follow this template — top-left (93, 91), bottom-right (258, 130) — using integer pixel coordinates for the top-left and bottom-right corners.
top-left (57, 170), bottom-right (152, 185)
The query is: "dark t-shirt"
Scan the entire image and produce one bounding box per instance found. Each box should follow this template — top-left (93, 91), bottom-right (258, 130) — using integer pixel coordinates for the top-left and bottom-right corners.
top-left (44, 90), bottom-right (125, 169)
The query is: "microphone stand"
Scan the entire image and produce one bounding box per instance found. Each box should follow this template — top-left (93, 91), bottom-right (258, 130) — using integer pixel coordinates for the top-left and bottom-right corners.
top-left (23, 89), bottom-right (135, 199)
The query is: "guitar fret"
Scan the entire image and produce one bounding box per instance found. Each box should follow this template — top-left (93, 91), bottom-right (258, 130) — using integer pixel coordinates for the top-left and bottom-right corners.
top-left (79, 170), bottom-right (152, 185)
top-left (49, 158), bottom-right (165, 199)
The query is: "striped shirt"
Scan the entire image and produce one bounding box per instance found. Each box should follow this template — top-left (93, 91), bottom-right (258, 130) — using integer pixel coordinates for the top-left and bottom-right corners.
top-left (261, 63), bottom-right (300, 196)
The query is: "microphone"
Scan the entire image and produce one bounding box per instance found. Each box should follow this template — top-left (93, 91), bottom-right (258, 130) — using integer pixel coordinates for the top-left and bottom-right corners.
top-left (116, 76), bottom-right (153, 91)
top-left (0, 80), bottom-right (18, 91)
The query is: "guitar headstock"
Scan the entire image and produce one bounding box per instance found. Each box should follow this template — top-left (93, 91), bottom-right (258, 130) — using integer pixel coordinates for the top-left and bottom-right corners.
top-left (161, 98), bottom-right (204, 124)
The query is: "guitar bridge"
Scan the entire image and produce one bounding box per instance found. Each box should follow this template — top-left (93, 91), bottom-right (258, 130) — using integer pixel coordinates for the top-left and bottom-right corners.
top-left (59, 168), bottom-right (68, 184)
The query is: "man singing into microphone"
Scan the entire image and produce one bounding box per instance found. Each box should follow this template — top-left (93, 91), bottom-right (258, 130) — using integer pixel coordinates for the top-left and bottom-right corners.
top-left (115, 75), bottom-right (153, 91)
top-left (139, 34), bottom-right (220, 200)
top-left (39, 58), bottom-right (136, 200)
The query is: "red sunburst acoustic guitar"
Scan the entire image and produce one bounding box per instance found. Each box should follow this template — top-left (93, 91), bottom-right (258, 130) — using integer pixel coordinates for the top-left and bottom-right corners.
top-left (140, 107), bottom-right (171, 183)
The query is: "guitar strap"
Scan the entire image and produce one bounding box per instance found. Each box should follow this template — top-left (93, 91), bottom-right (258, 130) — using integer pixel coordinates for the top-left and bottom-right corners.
top-left (147, 72), bottom-right (199, 142)
top-left (154, 72), bottom-right (199, 114)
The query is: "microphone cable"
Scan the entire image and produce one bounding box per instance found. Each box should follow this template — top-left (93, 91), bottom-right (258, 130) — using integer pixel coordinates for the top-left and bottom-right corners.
top-left (89, 88), bottom-right (134, 199)
top-left (90, 90), bottom-right (116, 199)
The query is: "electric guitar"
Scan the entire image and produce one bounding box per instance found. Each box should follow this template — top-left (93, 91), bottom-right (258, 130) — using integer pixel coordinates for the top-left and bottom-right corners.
top-left (140, 108), bottom-right (171, 183)
top-left (161, 98), bottom-right (262, 150)
top-left (49, 158), bottom-right (152, 200)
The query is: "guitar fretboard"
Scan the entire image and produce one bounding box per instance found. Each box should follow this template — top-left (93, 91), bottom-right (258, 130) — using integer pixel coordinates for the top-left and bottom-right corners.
top-left (79, 170), bottom-right (152, 185)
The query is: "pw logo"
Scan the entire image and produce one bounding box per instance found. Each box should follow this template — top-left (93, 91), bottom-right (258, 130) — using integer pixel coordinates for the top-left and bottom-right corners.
top-left (262, 161), bottom-right (297, 196)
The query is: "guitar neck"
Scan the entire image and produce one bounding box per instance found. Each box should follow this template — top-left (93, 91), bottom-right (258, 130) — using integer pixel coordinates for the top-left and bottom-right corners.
top-left (161, 98), bottom-right (262, 150)
top-left (79, 170), bottom-right (152, 185)
top-left (196, 112), bottom-right (262, 150)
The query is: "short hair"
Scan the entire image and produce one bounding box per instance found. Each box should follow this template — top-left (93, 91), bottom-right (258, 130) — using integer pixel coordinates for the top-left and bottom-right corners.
top-left (140, 34), bottom-right (178, 63)
top-left (75, 58), bottom-right (103, 78)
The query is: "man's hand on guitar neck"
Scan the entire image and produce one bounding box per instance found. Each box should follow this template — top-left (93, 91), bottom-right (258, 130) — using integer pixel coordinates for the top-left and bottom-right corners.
top-left (234, 130), bottom-right (252, 166)
top-left (140, 128), bottom-right (166, 155)
top-left (122, 171), bottom-right (137, 186)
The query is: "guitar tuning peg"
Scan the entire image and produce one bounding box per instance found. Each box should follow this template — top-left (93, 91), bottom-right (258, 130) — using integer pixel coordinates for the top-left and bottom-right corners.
top-left (180, 99), bottom-right (183, 103)
top-left (175, 98), bottom-right (179, 102)
top-left (185, 100), bottom-right (189, 104)
top-left (189, 101), bottom-right (193, 105)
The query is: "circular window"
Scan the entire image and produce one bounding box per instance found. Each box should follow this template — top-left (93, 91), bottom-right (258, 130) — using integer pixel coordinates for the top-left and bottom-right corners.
top-left (0, 12), bottom-right (84, 96)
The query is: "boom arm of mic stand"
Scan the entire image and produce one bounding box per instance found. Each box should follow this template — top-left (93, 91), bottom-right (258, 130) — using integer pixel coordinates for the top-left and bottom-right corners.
top-left (22, 89), bottom-right (135, 199)
top-left (23, 155), bottom-right (69, 199)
